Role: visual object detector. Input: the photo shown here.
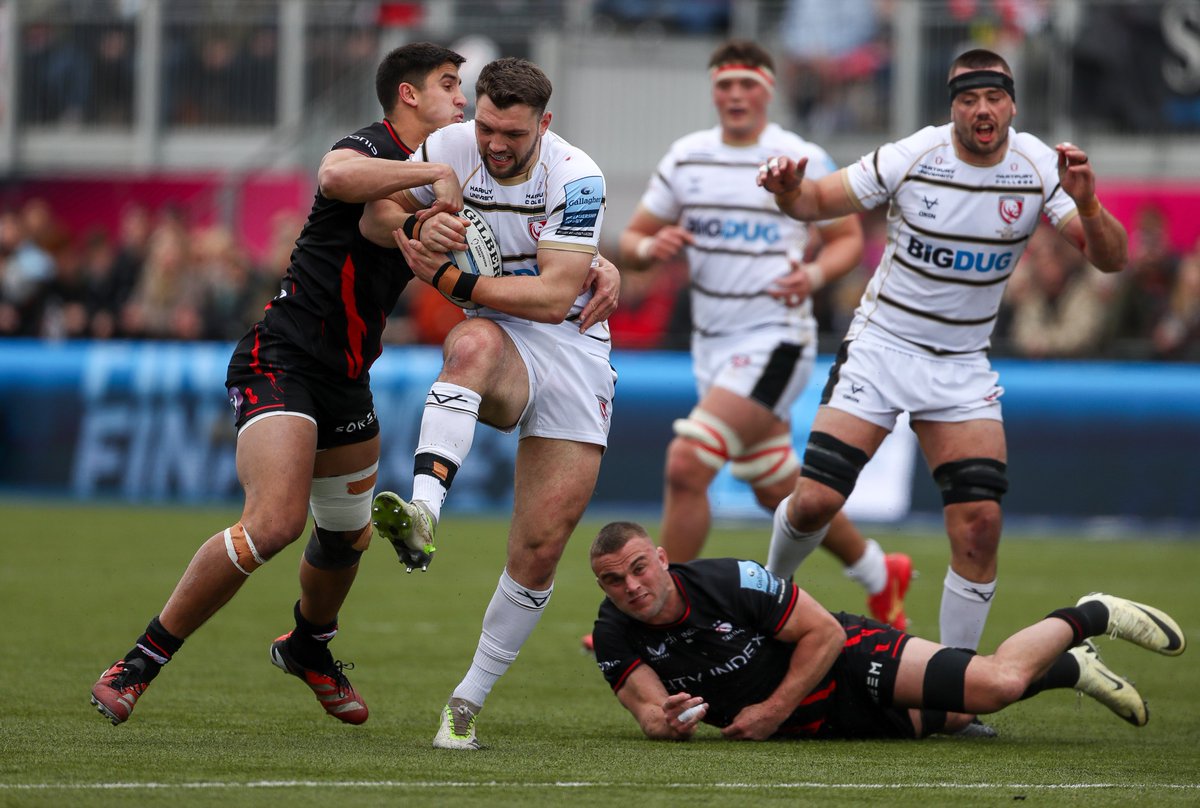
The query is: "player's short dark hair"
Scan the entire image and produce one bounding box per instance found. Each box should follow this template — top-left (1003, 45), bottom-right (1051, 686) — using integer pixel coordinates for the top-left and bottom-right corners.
top-left (475, 57), bottom-right (553, 114)
top-left (375, 42), bottom-right (465, 112)
top-left (708, 39), bottom-right (775, 72)
top-left (948, 48), bottom-right (1012, 80)
top-left (590, 521), bottom-right (650, 560)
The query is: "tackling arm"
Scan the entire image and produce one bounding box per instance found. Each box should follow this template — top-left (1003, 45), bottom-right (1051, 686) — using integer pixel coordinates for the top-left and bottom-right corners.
top-left (720, 587), bottom-right (844, 741)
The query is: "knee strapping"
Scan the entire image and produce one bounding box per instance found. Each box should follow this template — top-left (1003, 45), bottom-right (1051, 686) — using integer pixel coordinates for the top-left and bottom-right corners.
top-left (309, 462), bottom-right (378, 532)
top-left (922, 647), bottom-right (976, 713)
top-left (732, 433), bottom-right (799, 488)
top-left (933, 457), bottom-right (1008, 505)
top-left (800, 431), bottom-right (869, 498)
top-left (672, 408), bottom-right (743, 470)
top-left (224, 522), bottom-right (265, 576)
top-left (303, 526), bottom-right (367, 570)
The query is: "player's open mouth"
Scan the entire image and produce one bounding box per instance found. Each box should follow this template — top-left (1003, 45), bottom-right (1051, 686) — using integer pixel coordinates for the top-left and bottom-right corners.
top-left (976, 123), bottom-right (995, 143)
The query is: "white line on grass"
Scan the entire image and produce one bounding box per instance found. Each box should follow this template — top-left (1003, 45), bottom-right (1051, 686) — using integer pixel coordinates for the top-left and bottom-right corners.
top-left (2, 781), bottom-right (1198, 791)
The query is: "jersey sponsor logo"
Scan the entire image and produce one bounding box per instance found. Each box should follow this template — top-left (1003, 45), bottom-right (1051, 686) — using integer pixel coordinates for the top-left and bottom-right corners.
top-left (561, 176), bottom-right (603, 230)
top-left (596, 395), bottom-right (611, 424)
top-left (737, 560), bottom-right (781, 595)
top-left (334, 411), bottom-right (377, 433)
top-left (227, 387), bottom-right (243, 417)
top-left (685, 216), bottom-right (781, 244)
top-left (468, 185), bottom-right (494, 201)
top-left (712, 621), bottom-right (733, 633)
top-left (866, 660), bottom-right (883, 701)
top-left (919, 195), bottom-right (939, 219)
top-left (906, 236), bottom-right (1014, 273)
top-left (646, 642), bottom-right (669, 660)
top-left (998, 195), bottom-right (1024, 224)
top-left (914, 161), bottom-right (955, 180)
top-left (343, 134), bottom-right (378, 156)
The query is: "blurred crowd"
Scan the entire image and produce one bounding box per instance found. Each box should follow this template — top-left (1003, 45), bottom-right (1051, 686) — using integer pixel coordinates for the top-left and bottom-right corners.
top-left (1, 194), bottom-right (1198, 362)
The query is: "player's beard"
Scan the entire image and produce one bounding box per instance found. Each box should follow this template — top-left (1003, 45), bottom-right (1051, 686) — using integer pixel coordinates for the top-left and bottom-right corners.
top-left (485, 136), bottom-right (541, 179)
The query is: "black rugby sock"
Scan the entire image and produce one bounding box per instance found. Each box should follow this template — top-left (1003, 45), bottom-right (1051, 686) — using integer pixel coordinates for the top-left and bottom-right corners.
top-left (125, 616), bottom-right (184, 682)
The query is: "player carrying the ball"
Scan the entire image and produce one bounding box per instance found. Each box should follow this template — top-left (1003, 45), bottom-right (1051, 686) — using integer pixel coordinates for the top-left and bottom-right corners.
top-left (362, 57), bottom-right (617, 750)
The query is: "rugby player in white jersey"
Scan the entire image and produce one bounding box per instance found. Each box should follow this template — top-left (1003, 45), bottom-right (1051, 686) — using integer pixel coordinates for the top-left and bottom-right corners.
top-left (360, 57), bottom-right (617, 750)
top-left (757, 49), bottom-right (1128, 654)
top-left (615, 40), bottom-right (913, 632)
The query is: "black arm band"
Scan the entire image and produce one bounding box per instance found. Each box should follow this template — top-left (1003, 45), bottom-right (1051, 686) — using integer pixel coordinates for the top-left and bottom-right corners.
top-left (452, 271), bottom-right (479, 301)
top-left (430, 261), bottom-right (454, 288)
top-left (401, 215), bottom-right (421, 240)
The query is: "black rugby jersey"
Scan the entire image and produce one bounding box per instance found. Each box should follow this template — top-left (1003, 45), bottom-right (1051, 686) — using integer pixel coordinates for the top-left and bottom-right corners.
top-left (593, 558), bottom-right (839, 735)
top-left (252, 120), bottom-right (414, 380)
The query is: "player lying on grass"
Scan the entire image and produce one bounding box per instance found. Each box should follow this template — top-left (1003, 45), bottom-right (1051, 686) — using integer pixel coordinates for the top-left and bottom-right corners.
top-left (589, 521), bottom-right (1185, 740)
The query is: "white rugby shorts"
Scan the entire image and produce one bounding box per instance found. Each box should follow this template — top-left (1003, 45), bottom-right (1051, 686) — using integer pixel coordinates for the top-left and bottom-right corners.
top-left (499, 318), bottom-right (616, 447)
top-left (692, 329), bottom-right (815, 421)
top-left (822, 334), bottom-right (1004, 429)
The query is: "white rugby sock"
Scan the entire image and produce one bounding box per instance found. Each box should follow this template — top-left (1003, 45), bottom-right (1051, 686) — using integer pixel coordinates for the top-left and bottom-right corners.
top-left (412, 382), bottom-right (481, 521)
top-left (453, 569), bottom-right (552, 707)
top-left (940, 567), bottom-right (996, 650)
top-left (765, 495), bottom-right (828, 579)
top-left (844, 538), bottom-right (887, 594)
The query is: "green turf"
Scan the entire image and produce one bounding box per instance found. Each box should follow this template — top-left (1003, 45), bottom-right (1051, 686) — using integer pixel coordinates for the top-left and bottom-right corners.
top-left (2, 500), bottom-right (1198, 806)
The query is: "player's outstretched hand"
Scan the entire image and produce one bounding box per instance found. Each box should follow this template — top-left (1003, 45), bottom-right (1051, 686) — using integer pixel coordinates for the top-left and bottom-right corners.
top-left (756, 155), bottom-right (808, 197)
top-left (576, 253), bottom-right (620, 332)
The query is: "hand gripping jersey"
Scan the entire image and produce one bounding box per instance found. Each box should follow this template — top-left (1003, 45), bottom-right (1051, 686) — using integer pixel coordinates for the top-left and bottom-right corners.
top-left (407, 121), bottom-right (608, 341)
top-left (255, 120), bottom-right (416, 379)
top-left (843, 123), bottom-right (1078, 355)
top-left (639, 123), bottom-right (839, 342)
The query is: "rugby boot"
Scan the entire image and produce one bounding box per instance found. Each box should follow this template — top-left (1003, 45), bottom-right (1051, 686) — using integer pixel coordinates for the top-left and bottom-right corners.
top-left (90, 658), bottom-right (151, 725)
top-left (372, 491), bottom-right (436, 572)
top-left (1069, 640), bottom-right (1148, 727)
top-left (1076, 593), bottom-right (1186, 656)
top-left (270, 632), bottom-right (368, 724)
top-left (433, 697), bottom-right (482, 750)
top-left (867, 553), bottom-right (913, 631)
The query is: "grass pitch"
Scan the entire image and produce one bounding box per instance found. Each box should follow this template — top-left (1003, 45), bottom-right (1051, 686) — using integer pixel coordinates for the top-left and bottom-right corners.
top-left (2, 499), bottom-right (1198, 806)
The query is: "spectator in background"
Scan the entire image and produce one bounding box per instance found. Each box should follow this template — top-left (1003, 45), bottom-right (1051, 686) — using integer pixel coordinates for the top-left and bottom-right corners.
top-left (1006, 224), bottom-right (1108, 359)
top-left (1105, 204), bottom-right (1178, 355)
top-left (0, 206), bottom-right (58, 336)
top-left (780, 0), bottom-right (891, 136)
top-left (89, 24), bottom-right (135, 125)
top-left (20, 22), bottom-right (90, 125)
top-left (121, 222), bottom-right (206, 340)
top-left (1152, 243), bottom-right (1200, 361)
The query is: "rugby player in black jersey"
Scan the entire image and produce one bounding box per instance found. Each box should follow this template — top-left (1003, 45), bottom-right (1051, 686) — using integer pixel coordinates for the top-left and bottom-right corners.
top-left (590, 522), bottom-right (1184, 741)
top-left (90, 42), bottom-right (477, 727)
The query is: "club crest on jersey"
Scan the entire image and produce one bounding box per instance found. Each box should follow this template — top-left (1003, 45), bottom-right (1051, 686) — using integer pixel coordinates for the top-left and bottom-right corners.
top-left (998, 195), bottom-right (1024, 224)
top-left (527, 215), bottom-right (547, 240)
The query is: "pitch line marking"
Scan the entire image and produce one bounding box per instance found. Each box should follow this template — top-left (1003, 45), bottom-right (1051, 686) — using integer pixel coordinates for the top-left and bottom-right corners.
top-left (2, 781), bottom-right (1199, 791)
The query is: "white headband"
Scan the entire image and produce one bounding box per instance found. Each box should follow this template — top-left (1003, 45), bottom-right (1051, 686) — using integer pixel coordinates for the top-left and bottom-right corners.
top-left (710, 63), bottom-right (776, 92)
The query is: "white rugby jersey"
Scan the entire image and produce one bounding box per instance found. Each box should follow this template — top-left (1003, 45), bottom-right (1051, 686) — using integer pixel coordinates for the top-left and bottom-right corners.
top-left (640, 123), bottom-right (838, 343)
top-left (408, 121), bottom-right (607, 340)
top-left (844, 123), bottom-right (1078, 354)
